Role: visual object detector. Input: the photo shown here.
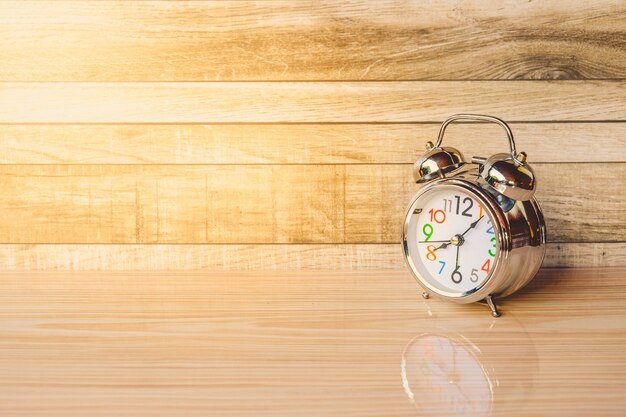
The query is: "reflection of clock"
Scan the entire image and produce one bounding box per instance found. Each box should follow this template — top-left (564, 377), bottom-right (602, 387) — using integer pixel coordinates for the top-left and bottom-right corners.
top-left (401, 333), bottom-right (493, 417)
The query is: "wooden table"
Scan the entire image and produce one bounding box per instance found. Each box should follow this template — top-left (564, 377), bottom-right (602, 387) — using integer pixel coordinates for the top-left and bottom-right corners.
top-left (1, 267), bottom-right (624, 416)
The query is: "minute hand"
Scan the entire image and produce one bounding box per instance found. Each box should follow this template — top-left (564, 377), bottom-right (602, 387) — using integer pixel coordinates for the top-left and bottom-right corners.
top-left (460, 215), bottom-right (484, 237)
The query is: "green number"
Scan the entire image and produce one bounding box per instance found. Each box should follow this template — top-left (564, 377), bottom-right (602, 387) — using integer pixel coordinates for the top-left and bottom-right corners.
top-left (422, 223), bottom-right (433, 242)
top-left (488, 237), bottom-right (496, 257)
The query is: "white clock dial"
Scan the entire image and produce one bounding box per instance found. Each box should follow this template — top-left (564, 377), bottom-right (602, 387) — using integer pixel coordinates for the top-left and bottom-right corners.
top-left (406, 187), bottom-right (498, 295)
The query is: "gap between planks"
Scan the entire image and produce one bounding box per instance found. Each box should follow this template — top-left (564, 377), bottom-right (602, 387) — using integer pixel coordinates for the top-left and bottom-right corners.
top-left (0, 243), bottom-right (621, 271)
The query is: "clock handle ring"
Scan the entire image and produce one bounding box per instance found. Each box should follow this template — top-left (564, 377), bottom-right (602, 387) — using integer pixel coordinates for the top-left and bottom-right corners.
top-left (435, 114), bottom-right (521, 161)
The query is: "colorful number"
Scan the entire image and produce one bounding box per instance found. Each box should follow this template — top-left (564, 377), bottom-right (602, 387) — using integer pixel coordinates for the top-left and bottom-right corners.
top-left (481, 259), bottom-right (491, 273)
top-left (486, 219), bottom-right (494, 235)
top-left (422, 223), bottom-right (433, 242)
top-left (438, 261), bottom-right (446, 274)
top-left (488, 237), bottom-right (496, 257)
top-left (426, 245), bottom-right (437, 261)
top-left (479, 205), bottom-right (483, 218)
top-left (428, 208), bottom-right (446, 224)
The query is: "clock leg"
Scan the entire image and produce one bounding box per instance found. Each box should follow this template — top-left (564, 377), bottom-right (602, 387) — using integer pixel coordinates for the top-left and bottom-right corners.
top-left (485, 295), bottom-right (501, 318)
top-left (422, 292), bottom-right (430, 299)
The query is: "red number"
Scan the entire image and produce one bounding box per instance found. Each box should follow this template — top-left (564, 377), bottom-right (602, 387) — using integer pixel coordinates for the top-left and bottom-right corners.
top-left (481, 259), bottom-right (491, 273)
top-left (426, 245), bottom-right (437, 261)
top-left (479, 205), bottom-right (483, 218)
top-left (428, 208), bottom-right (446, 224)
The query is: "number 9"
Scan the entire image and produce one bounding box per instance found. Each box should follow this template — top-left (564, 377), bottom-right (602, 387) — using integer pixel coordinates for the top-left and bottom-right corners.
top-left (423, 223), bottom-right (433, 242)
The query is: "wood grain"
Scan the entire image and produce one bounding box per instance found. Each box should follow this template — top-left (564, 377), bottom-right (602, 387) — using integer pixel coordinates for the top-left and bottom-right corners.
top-left (1, 268), bottom-right (625, 416)
top-left (1, 123), bottom-right (624, 164)
top-left (345, 163), bottom-right (626, 243)
top-left (1, 81), bottom-right (624, 123)
top-left (0, 165), bottom-right (344, 244)
top-left (1, 1), bottom-right (624, 81)
top-left (0, 0), bottom-right (623, 272)
top-left (0, 163), bottom-right (620, 244)
top-left (0, 243), bottom-right (621, 271)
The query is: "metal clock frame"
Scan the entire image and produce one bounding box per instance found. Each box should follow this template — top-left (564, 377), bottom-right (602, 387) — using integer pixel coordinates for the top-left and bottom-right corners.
top-left (402, 114), bottom-right (547, 317)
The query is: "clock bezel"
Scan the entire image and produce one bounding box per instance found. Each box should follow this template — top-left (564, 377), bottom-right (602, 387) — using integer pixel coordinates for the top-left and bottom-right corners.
top-left (402, 179), bottom-right (510, 304)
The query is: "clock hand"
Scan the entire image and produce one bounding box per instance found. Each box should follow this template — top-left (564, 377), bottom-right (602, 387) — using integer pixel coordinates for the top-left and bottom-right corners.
top-left (460, 215), bottom-right (485, 237)
top-left (417, 240), bottom-right (451, 251)
top-left (419, 215), bottom-right (484, 254)
top-left (434, 241), bottom-right (450, 252)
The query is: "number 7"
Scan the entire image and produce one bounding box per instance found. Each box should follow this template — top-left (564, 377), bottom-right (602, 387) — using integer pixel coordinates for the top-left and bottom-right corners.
top-left (438, 261), bottom-right (446, 274)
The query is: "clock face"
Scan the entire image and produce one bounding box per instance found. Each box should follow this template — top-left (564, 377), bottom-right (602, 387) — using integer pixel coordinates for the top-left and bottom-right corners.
top-left (404, 186), bottom-right (499, 296)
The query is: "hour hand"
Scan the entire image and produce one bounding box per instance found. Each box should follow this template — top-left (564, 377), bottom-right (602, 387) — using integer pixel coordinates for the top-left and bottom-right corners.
top-left (434, 241), bottom-right (451, 251)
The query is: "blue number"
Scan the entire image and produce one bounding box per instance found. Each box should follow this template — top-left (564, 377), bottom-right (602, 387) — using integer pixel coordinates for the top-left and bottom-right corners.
top-left (438, 261), bottom-right (446, 274)
top-left (486, 219), bottom-right (494, 234)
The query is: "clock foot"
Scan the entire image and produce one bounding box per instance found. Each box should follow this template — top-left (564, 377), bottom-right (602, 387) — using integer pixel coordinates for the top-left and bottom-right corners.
top-left (485, 295), bottom-right (501, 318)
top-left (422, 292), bottom-right (430, 299)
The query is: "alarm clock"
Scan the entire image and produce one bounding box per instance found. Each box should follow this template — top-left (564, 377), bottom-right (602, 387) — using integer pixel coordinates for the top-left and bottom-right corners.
top-left (402, 114), bottom-right (546, 316)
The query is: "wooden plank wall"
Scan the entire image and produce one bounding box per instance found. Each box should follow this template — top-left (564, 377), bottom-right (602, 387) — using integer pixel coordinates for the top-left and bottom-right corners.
top-left (0, 0), bottom-right (624, 270)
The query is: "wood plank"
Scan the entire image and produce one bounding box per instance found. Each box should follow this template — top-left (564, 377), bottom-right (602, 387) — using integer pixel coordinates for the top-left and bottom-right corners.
top-left (0, 163), bottom-right (620, 244)
top-left (1, 81), bottom-right (624, 123)
top-left (0, 165), bottom-right (344, 244)
top-left (0, 268), bottom-right (625, 416)
top-left (1, 1), bottom-right (624, 81)
top-left (0, 123), bottom-right (624, 164)
top-left (344, 163), bottom-right (626, 243)
top-left (0, 243), bottom-right (621, 271)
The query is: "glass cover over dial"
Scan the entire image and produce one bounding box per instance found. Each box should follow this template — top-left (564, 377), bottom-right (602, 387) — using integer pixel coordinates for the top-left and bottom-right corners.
top-left (406, 187), bottom-right (498, 295)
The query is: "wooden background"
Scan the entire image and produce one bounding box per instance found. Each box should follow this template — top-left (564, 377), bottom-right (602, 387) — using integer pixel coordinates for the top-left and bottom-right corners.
top-left (0, 0), bottom-right (625, 271)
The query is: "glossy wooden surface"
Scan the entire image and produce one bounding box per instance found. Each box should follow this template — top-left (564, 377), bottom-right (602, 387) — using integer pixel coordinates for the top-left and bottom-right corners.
top-left (1, 267), bottom-right (625, 416)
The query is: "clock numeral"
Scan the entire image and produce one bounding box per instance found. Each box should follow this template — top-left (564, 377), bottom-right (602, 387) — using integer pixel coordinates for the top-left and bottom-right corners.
top-left (488, 237), bottom-right (496, 257)
top-left (428, 208), bottom-right (446, 224)
top-left (438, 261), bottom-right (446, 274)
top-left (453, 195), bottom-right (474, 217)
top-left (451, 268), bottom-right (462, 284)
top-left (470, 268), bottom-right (479, 282)
top-left (486, 219), bottom-right (494, 235)
top-left (479, 205), bottom-right (483, 218)
top-left (461, 197), bottom-right (474, 217)
top-left (426, 245), bottom-right (437, 261)
top-left (422, 223), bottom-right (434, 242)
top-left (481, 259), bottom-right (491, 273)
top-left (443, 198), bottom-right (453, 212)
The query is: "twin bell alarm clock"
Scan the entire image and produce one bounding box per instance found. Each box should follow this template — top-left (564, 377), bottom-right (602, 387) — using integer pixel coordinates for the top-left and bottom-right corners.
top-left (402, 114), bottom-right (546, 317)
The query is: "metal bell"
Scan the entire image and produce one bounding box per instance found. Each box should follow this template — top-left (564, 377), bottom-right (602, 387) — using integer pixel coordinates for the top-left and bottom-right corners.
top-left (477, 151), bottom-right (536, 201)
top-left (413, 142), bottom-right (465, 183)
top-left (431, 114), bottom-right (536, 201)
